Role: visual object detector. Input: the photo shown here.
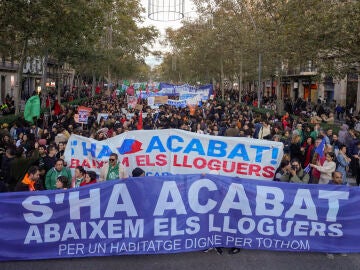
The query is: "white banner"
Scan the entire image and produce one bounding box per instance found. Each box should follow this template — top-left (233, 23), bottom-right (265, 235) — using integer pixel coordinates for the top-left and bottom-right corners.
top-left (64, 129), bottom-right (283, 179)
top-left (97, 113), bottom-right (109, 123)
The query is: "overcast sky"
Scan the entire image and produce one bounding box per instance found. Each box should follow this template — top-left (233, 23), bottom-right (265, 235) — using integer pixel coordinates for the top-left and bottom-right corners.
top-left (140, 0), bottom-right (197, 67)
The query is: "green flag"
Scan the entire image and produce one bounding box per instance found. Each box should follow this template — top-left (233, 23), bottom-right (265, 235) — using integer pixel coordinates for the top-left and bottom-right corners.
top-left (24, 95), bottom-right (40, 124)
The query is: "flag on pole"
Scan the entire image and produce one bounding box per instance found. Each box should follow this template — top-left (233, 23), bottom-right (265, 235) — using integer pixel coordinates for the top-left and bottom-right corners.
top-left (24, 95), bottom-right (40, 124)
top-left (138, 88), bottom-right (142, 102)
top-left (45, 95), bottom-right (50, 108)
top-left (303, 164), bottom-right (311, 174)
top-left (137, 111), bottom-right (143, 130)
top-left (111, 89), bottom-right (117, 99)
top-left (315, 138), bottom-right (326, 158)
top-left (53, 99), bottom-right (61, 115)
top-left (126, 85), bottom-right (135, 96)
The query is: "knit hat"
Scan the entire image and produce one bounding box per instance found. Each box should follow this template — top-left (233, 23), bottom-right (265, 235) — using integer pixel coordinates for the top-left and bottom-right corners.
top-left (132, 167), bottom-right (145, 177)
top-left (38, 139), bottom-right (47, 146)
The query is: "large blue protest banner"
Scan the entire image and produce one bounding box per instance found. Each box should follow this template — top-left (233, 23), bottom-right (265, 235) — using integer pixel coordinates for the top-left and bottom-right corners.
top-left (0, 175), bottom-right (358, 261)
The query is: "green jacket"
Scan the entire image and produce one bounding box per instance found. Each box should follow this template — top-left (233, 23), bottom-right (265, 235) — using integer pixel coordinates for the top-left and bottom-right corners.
top-left (282, 168), bottom-right (310, 184)
top-left (45, 167), bottom-right (72, 190)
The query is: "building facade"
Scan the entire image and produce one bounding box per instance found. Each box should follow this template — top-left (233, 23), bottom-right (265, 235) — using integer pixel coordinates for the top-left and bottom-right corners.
top-left (0, 56), bottom-right (74, 106)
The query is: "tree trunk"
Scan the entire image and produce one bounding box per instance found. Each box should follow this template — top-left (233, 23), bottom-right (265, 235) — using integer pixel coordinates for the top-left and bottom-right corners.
top-left (220, 55), bottom-right (224, 100)
top-left (239, 59), bottom-right (243, 103)
top-left (15, 38), bottom-right (28, 115)
top-left (57, 64), bottom-right (61, 104)
top-left (92, 71), bottom-right (96, 97)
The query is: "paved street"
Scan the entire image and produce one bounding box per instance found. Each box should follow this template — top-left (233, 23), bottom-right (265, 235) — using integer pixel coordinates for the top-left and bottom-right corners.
top-left (1, 249), bottom-right (360, 270)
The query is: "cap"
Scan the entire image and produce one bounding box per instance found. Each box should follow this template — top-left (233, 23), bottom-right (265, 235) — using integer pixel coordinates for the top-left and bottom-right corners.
top-left (132, 167), bottom-right (145, 177)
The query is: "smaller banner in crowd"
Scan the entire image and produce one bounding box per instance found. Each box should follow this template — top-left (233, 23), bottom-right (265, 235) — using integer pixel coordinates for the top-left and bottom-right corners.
top-left (127, 96), bottom-right (138, 109)
top-left (154, 96), bottom-right (168, 104)
top-left (64, 129), bottom-right (283, 179)
top-left (129, 82), bottom-right (213, 108)
top-left (0, 176), bottom-right (358, 261)
top-left (96, 113), bottom-right (109, 124)
top-left (76, 106), bottom-right (92, 124)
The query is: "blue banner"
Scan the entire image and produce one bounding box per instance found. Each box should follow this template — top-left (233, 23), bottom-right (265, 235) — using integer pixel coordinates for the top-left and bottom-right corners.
top-left (158, 83), bottom-right (213, 99)
top-left (0, 175), bottom-right (358, 261)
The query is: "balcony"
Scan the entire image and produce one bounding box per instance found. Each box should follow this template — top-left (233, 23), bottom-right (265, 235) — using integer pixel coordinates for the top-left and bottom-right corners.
top-left (0, 60), bottom-right (19, 72)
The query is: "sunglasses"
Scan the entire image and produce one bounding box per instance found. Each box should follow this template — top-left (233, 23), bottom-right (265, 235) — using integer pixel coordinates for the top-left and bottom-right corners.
top-left (109, 158), bottom-right (116, 162)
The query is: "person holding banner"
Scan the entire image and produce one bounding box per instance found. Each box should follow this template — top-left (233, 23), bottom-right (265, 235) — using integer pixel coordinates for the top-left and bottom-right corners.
top-left (329, 171), bottom-right (343, 185)
top-left (326, 171), bottom-right (347, 259)
top-left (99, 153), bottom-right (127, 182)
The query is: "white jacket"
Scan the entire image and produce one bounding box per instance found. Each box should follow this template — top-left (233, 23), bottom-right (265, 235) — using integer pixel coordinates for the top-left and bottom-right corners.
top-left (313, 160), bottom-right (336, 184)
top-left (98, 162), bottom-right (128, 182)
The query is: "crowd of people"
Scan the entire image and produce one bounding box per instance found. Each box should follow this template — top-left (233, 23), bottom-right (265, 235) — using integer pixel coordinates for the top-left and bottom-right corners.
top-left (0, 88), bottom-right (360, 193)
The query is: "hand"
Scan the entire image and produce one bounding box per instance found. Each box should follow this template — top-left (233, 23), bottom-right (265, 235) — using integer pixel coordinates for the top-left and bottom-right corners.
top-left (288, 168), bottom-right (296, 176)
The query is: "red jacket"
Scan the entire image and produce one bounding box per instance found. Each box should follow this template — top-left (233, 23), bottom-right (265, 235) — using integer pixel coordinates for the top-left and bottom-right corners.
top-left (80, 179), bottom-right (97, 186)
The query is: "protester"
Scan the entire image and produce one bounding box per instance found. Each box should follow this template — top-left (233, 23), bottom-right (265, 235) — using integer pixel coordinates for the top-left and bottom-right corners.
top-left (99, 153), bottom-right (127, 181)
top-left (281, 158), bottom-right (310, 184)
top-left (43, 145), bottom-right (58, 173)
top-left (329, 171), bottom-right (343, 185)
top-left (326, 170), bottom-right (347, 259)
top-left (0, 145), bottom-right (16, 190)
top-left (72, 165), bottom-right (86, 188)
top-left (9, 143), bottom-right (40, 191)
top-left (336, 145), bottom-right (351, 185)
top-left (350, 141), bottom-right (360, 186)
top-left (45, 158), bottom-right (72, 190)
top-left (80, 171), bottom-right (97, 186)
top-left (132, 167), bottom-right (145, 177)
top-left (56, 175), bottom-right (70, 190)
top-left (0, 88), bottom-right (357, 192)
top-left (289, 135), bottom-right (303, 161)
top-left (14, 166), bottom-right (41, 192)
top-left (302, 137), bottom-right (315, 168)
top-left (310, 152), bottom-right (336, 184)
top-left (274, 160), bottom-right (291, 182)
top-left (56, 141), bottom-right (66, 160)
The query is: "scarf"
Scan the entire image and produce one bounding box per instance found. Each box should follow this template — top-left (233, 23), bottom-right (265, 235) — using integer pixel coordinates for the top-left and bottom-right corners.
top-left (21, 173), bottom-right (35, 191)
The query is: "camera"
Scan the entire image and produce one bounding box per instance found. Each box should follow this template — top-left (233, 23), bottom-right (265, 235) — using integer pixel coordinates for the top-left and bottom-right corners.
top-left (291, 165), bottom-right (297, 170)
